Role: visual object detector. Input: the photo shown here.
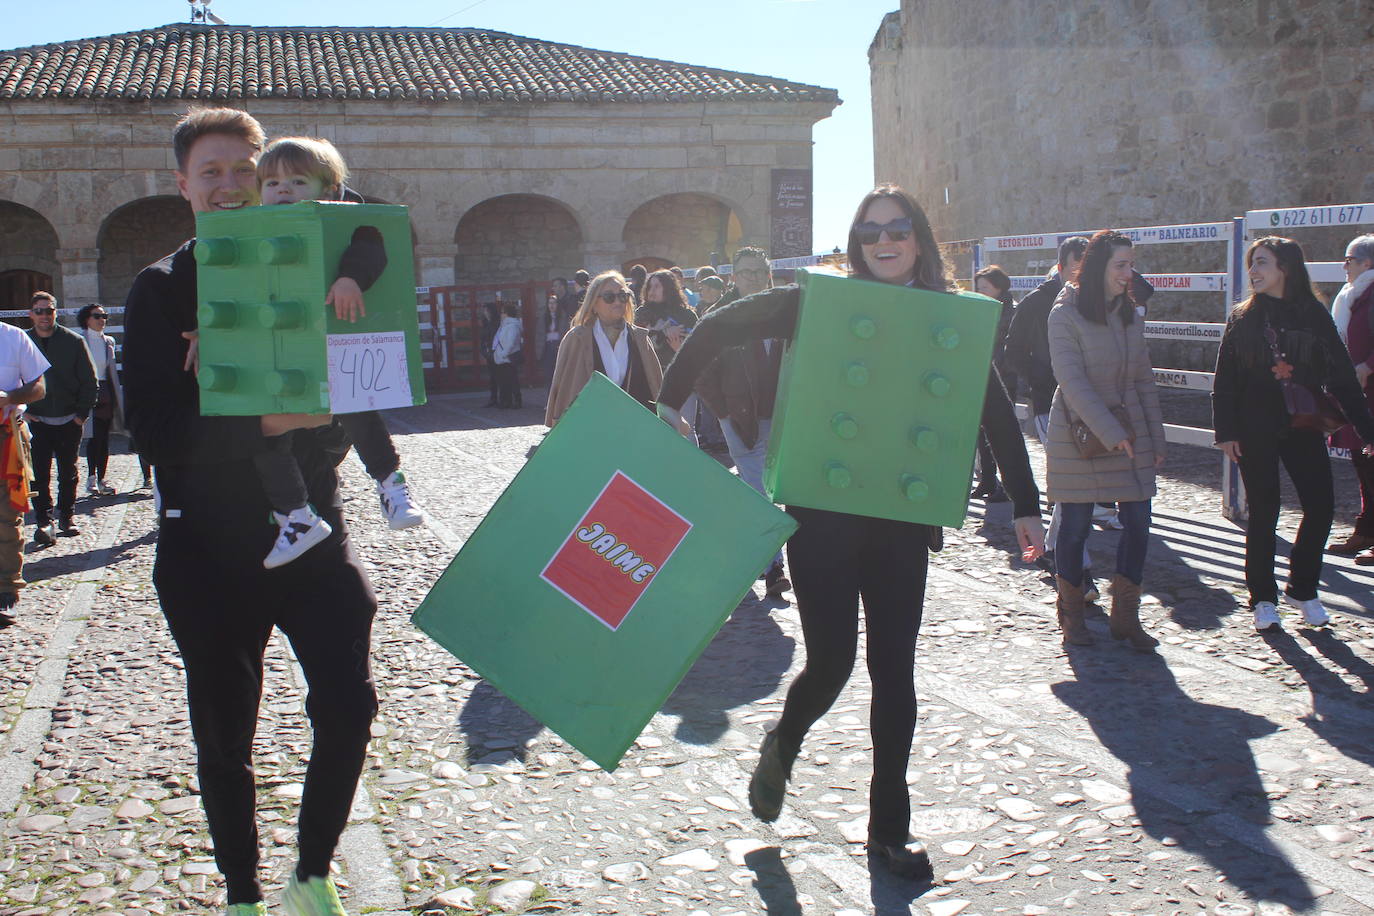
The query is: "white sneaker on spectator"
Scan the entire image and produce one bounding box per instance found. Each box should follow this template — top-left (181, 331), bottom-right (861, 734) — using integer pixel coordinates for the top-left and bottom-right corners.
top-left (85, 477), bottom-right (100, 495)
top-left (97, 478), bottom-right (116, 496)
top-left (1092, 505), bottom-right (1123, 529)
top-left (377, 471), bottom-right (425, 530)
top-left (1252, 601), bottom-right (1281, 632)
top-left (263, 506), bottom-right (332, 569)
top-left (1284, 594), bottom-right (1330, 626)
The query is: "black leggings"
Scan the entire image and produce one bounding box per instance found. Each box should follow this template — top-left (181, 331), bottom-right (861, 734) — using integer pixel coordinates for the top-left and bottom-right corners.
top-left (1237, 429), bottom-right (1333, 604)
top-left (87, 415), bottom-right (112, 479)
top-left (153, 460), bottom-right (378, 904)
top-left (776, 506), bottom-right (928, 845)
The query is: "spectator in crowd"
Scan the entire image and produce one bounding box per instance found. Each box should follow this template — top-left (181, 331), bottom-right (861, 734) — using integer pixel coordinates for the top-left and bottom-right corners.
top-left (627, 264), bottom-right (649, 306)
top-left (573, 269), bottom-right (590, 309)
top-left (1214, 236), bottom-right (1374, 630)
top-left (480, 302), bottom-right (502, 408)
top-left (635, 269), bottom-right (698, 370)
top-left (656, 185), bottom-right (1044, 880)
top-left (1325, 234), bottom-right (1374, 558)
top-left (971, 265), bottom-right (1016, 501)
top-left (491, 302), bottom-right (524, 409)
top-left (694, 246), bottom-right (790, 598)
top-left (552, 276), bottom-right (579, 328)
top-left (0, 318), bottom-right (49, 626)
top-left (1045, 230), bottom-right (1165, 651)
top-left (670, 265), bottom-right (698, 309)
top-left (77, 304), bottom-right (121, 497)
top-left (25, 291), bottom-right (97, 544)
top-left (545, 271), bottom-right (665, 426)
top-left (696, 275), bottom-right (725, 314)
top-left (536, 291), bottom-right (567, 386)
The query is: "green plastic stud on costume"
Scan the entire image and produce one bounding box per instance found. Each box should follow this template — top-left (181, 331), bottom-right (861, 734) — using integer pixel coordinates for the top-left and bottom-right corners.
top-left (193, 201), bottom-right (427, 416)
top-left (763, 268), bottom-right (1003, 528)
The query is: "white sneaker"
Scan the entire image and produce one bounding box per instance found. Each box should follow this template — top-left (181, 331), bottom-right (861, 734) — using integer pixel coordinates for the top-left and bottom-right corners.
top-left (85, 477), bottom-right (100, 495)
top-left (97, 479), bottom-right (116, 496)
top-left (263, 506), bottom-right (333, 569)
top-left (1285, 594), bottom-right (1331, 626)
top-left (1092, 505), bottom-right (1123, 530)
top-left (1252, 601), bottom-right (1281, 632)
top-left (376, 471), bottom-right (424, 530)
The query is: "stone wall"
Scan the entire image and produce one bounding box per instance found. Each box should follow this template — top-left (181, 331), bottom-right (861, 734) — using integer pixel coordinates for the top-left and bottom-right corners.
top-left (97, 196), bottom-right (195, 308)
top-left (870, 0), bottom-right (1374, 244)
top-left (454, 195), bottom-right (583, 286)
top-left (622, 193), bottom-right (739, 269)
top-left (0, 202), bottom-right (62, 306)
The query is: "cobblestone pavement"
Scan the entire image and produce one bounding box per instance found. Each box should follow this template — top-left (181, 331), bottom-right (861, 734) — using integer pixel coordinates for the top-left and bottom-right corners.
top-left (2, 389), bottom-right (1373, 916)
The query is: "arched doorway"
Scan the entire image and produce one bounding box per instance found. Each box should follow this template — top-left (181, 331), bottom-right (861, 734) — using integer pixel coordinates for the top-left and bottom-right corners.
top-left (622, 193), bottom-right (743, 269)
top-left (98, 197), bottom-right (195, 307)
top-left (453, 194), bottom-right (584, 286)
top-left (0, 202), bottom-right (62, 309)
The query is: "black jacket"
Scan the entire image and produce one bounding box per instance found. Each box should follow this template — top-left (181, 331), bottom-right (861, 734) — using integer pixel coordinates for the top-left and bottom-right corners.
top-left (690, 288), bottom-right (782, 450)
top-left (634, 299), bottom-right (697, 372)
top-left (26, 324), bottom-right (98, 421)
top-left (1004, 272), bottom-right (1062, 415)
top-left (1213, 293), bottom-right (1374, 445)
top-left (659, 284), bottom-right (1041, 519)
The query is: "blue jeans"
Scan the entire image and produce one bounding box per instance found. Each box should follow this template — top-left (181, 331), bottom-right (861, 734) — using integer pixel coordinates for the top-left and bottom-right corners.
top-left (1055, 499), bottom-right (1151, 587)
top-left (721, 417), bottom-right (782, 569)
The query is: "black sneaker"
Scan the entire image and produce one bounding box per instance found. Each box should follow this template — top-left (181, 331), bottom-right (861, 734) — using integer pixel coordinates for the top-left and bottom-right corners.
top-left (33, 523), bottom-right (55, 546)
top-left (0, 591), bottom-right (15, 628)
top-left (866, 838), bottom-right (934, 881)
top-left (748, 729), bottom-right (798, 822)
top-left (764, 563), bottom-right (791, 599)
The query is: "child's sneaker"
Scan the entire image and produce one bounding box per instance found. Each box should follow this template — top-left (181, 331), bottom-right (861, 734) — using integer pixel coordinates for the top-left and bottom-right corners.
top-left (376, 471), bottom-right (424, 530)
top-left (226, 903), bottom-right (268, 916)
top-left (264, 506), bottom-right (333, 569)
top-left (282, 873), bottom-right (347, 916)
top-left (1284, 594), bottom-right (1331, 626)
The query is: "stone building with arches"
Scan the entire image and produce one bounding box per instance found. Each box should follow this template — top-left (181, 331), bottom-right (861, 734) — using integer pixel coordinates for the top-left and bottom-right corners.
top-left (0, 22), bottom-right (838, 311)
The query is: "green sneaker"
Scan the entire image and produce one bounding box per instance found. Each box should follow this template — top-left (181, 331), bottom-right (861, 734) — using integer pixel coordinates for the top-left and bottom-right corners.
top-left (226, 904), bottom-right (268, 916)
top-left (282, 874), bottom-right (347, 916)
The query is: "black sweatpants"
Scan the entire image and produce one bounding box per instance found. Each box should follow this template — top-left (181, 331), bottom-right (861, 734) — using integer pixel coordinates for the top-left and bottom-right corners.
top-left (776, 506), bottom-right (929, 845)
top-left (494, 361), bottom-right (521, 407)
top-left (337, 411), bottom-right (400, 482)
top-left (1237, 429), bottom-right (1333, 605)
top-left (153, 458), bottom-right (378, 904)
top-left (29, 419), bottom-right (82, 522)
top-left (254, 412), bottom-right (402, 513)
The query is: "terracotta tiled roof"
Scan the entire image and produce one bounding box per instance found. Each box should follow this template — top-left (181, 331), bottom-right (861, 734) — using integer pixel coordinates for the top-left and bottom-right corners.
top-left (0, 24), bottom-right (837, 103)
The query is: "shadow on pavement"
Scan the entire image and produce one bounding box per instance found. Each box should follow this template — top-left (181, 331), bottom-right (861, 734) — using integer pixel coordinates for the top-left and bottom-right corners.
top-left (456, 679), bottom-right (544, 764)
top-left (743, 846), bottom-right (802, 916)
top-left (868, 856), bottom-right (935, 915)
top-left (662, 599), bottom-right (794, 745)
top-left (1053, 648), bottom-right (1316, 912)
top-left (22, 527), bottom-right (158, 582)
top-left (1262, 628), bottom-right (1374, 770)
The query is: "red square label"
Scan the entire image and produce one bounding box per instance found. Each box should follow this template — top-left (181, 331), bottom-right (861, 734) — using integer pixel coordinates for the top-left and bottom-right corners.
top-left (541, 471), bottom-right (692, 630)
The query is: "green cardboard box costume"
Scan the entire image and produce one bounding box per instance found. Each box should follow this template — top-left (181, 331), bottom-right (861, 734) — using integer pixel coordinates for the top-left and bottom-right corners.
top-left (412, 374), bottom-right (797, 770)
top-left (193, 201), bottom-right (426, 415)
top-left (765, 268), bottom-right (1003, 528)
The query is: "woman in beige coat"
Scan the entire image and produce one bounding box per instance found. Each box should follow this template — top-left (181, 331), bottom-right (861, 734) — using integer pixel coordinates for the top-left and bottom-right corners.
top-left (544, 270), bottom-right (664, 427)
top-left (1046, 230), bottom-right (1166, 650)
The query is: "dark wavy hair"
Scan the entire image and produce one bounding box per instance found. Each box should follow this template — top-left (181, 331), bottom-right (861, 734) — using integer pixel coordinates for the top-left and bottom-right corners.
top-left (643, 268), bottom-right (688, 311)
top-left (1071, 230), bottom-right (1136, 325)
top-left (974, 265), bottom-right (1013, 307)
top-left (847, 185), bottom-right (955, 292)
top-left (1236, 236), bottom-right (1322, 315)
top-left (76, 304), bottom-right (107, 330)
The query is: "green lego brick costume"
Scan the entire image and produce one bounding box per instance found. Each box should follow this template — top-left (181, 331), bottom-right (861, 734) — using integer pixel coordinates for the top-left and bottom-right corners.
top-left (413, 373), bottom-right (796, 770)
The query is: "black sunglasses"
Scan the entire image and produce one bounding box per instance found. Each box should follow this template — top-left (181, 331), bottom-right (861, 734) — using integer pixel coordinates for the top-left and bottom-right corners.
top-left (90, 312), bottom-right (109, 320)
top-left (31, 307), bottom-right (55, 315)
top-left (599, 290), bottom-right (631, 304)
top-left (853, 218), bottom-right (914, 246)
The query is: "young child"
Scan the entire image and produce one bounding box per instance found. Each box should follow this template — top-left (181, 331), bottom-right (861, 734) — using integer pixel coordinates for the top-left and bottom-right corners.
top-left (252, 136), bottom-right (425, 568)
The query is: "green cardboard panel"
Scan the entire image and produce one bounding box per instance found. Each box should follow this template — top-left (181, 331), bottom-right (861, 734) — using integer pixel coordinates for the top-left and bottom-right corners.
top-left (412, 374), bottom-right (797, 771)
top-left (194, 201), bottom-right (425, 415)
top-left (764, 268), bottom-right (1002, 527)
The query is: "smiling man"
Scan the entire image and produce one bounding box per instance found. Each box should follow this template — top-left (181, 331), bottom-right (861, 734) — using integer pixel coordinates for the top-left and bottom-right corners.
top-left (121, 108), bottom-right (378, 916)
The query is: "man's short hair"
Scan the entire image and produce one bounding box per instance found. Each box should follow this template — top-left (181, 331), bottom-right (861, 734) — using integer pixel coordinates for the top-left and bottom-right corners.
top-left (696, 266), bottom-right (717, 279)
top-left (733, 246), bottom-right (769, 267)
top-left (574, 269), bottom-right (590, 285)
top-left (30, 291), bottom-right (56, 308)
top-left (1057, 236), bottom-right (1090, 269)
top-left (699, 275), bottom-right (724, 292)
top-left (173, 107), bottom-right (266, 171)
top-left (258, 137), bottom-right (348, 196)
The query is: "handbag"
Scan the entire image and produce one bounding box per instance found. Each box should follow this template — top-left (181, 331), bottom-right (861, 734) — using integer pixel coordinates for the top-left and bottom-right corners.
top-left (93, 382), bottom-right (114, 422)
top-left (1069, 404), bottom-right (1134, 459)
top-left (1262, 321), bottom-right (1345, 434)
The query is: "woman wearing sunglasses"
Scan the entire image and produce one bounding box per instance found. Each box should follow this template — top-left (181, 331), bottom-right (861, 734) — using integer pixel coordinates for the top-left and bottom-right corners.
top-left (77, 304), bottom-right (122, 496)
top-left (545, 270), bottom-right (665, 427)
top-left (655, 185), bottom-right (1044, 881)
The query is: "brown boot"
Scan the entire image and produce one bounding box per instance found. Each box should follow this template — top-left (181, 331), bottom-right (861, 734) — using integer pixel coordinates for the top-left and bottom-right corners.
top-left (1056, 576), bottom-right (1093, 646)
top-left (1108, 574), bottom-right (1158, 651)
